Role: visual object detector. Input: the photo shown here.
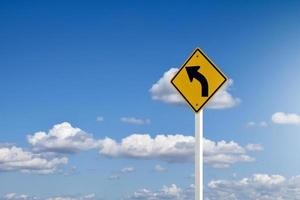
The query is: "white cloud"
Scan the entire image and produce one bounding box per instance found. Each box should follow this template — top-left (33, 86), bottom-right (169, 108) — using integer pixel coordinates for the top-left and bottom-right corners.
top-left (99, 134), bottom-right (258, 168)
top-left (42, 194), bottom-right (95, 200)
top-left (246, 144), bottom-right (264, 152)
top-left (13, 173), bottom-right (300, 200)
top-left (3, 193), bottom-right (29, 200)
top-left (108, 166), bottom-right (136, 180)
top-left (121, 117), bottom-right (150, 125)
top-left (61, 166), bottom-right (78, 176)
top-left (8, 173), bottom-right (300, 200)
top-left (203, 139), bottom-right (254, 168)
top-left (246, 121), bottom-right (256, 127)
top-left (272, 112), bottom-right (300, 125)
top-left (149, 68), bottom-right (183, 104)
top-left (96, 116), bottom-right (104, 122)
top-left (108, 174), bottom-right (120, 180)
top-left (27, 122), bottom-right (101, 153)
top-left (206, 174), bottom-right (296, 200)
top-left (0, 143), bottom-right (15, 148)
top-left (126, 173), bottom-right (300, 200)
top-left (153, 164), bottom-right (167, 172)
top-left (121, 166), bottom-right (135, 173)
top-left (2, 193), bottom-right (97, 200)
top-left (149, 68), bottom-right (240, 109)
top-left (99, 134), bottom-right (194, 163)
top-left (0, 146), bottom-right (68, 174)
top-left (246, 121), bottom-right (268, 128)
top-left (260, 121), bottom-right (268, 127)
top-left (124, 184), bottom-right (193, 200)
top-left (25, 122), bottom-right (260, 168)
top-left (206, 79), bottom-right (241, 109)
top-left (204, 155), bottom-right (253, 169)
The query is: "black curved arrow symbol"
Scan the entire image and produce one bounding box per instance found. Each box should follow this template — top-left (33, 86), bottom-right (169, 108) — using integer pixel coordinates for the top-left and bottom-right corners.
top-left (185, 66), bottom-right (209, 97)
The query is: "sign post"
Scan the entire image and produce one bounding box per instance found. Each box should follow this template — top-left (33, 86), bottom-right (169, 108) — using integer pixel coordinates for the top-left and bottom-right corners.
top-left (195, 110), bottom-right (203, 200)
top-left (171, 48), bottom-right (228, 200)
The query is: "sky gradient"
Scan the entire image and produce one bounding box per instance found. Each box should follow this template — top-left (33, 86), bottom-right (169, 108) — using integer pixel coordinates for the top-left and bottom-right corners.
top-left (1, 1), bottom-right (300, 200)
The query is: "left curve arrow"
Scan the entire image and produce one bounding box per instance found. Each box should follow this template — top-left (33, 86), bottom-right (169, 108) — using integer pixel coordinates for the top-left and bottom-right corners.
top-left (185, 66), bottom-right (209, 97)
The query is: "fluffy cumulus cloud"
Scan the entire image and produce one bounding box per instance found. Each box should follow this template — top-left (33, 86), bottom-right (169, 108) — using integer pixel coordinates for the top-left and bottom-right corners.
top-left (99, 134), bottom-right (194, 163)
top-left (2, 193), bottom-right (97, 200)
top-left (27, 122), bottom-right (101, 153)
top-left (206, 79), bottom-right (240, 109)
top-left (120, 117), bottom-right (151, 125)
top-left (126, 174), bottom-right (300, 200)
top-left (205, 174), bottom-right (300, 200)
top-left (272, 112), bottom-right (300, 125)
top-left (124, 184), bottom-right (194, 200)
top-left (203, 139), bottom-right (254, 168)
top-left (99, 134), bottom-right (258, 168)
top-left (149, 68), bottom-right (240, 109)
top-left (24, 122), bottom-right (261, 168)
top-left (7, 174), bottom-right (300, 200)
top-left (0, 146), bottom-right (67, 174)
top-left (9, 174), bottom-right (300, 200)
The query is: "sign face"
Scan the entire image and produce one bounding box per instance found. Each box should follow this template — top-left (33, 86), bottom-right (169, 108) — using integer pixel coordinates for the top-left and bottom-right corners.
top-left (171, 48), bottom-right (228, 113)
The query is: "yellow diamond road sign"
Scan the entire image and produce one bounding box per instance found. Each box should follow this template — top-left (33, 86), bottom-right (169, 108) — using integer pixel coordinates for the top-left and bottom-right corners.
top-left (171, 48), bottom-right (228, 113)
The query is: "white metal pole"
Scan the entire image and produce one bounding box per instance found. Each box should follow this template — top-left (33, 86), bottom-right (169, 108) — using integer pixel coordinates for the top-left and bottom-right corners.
top-left (195, 110), bottom-right (203, 200)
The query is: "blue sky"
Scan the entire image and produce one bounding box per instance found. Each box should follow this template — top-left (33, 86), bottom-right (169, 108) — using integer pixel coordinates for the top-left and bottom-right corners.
top-left (1, 1), bottom-right (300, 200)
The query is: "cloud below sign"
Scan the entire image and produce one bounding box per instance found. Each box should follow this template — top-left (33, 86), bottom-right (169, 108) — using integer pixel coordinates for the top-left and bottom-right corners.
top-left (26, 122), bottom-right (260, 168)
top-left (149, 68), bottom-right (240, 109)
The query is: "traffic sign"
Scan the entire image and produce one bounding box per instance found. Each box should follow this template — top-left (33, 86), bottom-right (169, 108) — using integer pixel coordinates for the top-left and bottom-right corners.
top-left (171, 48), bottom-right (228, 113)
